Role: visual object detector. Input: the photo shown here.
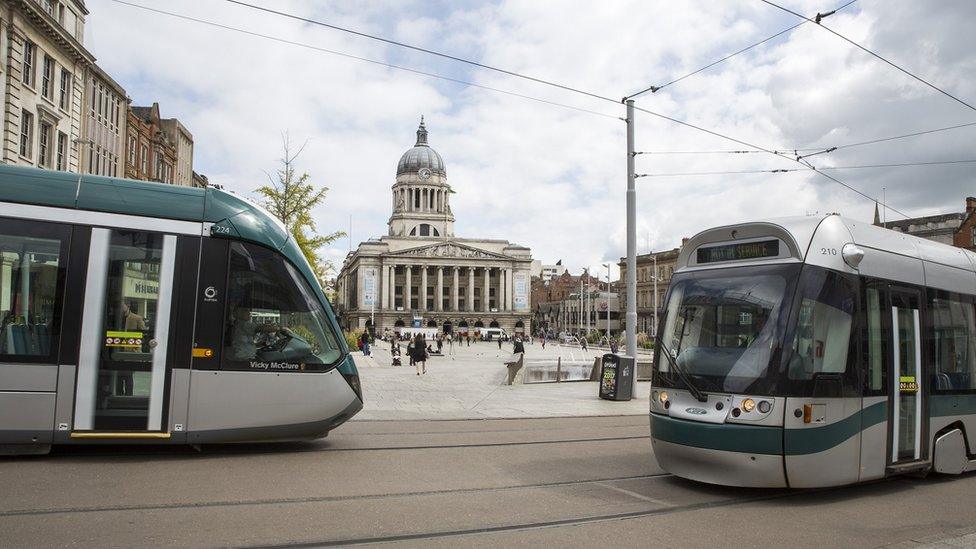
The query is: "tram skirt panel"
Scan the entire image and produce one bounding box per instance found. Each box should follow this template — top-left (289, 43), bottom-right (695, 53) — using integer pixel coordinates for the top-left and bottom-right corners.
top-left (783, 397), bottom-right (867, 488)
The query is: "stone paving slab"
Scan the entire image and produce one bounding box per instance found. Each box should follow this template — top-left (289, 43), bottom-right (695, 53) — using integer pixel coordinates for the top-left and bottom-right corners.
top-left (351, 340), bottom-right (651, 420)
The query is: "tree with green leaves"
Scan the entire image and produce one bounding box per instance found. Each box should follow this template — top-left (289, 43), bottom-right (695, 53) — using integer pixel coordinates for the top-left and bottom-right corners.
top-left (255, 134), bottom-right (344, 289)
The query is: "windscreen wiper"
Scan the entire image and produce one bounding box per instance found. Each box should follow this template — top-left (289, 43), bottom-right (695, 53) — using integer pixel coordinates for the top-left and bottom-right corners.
top-left (657, 339), bottom-right (708, 403)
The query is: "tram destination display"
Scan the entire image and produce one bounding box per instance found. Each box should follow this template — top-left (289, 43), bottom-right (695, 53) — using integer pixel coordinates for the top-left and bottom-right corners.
top-left (697, 239), bottom-right (779, 264)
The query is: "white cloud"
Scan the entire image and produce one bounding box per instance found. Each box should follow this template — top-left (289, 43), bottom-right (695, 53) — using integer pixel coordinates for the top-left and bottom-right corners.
top-left (87, 0), bottom-right (976, 280)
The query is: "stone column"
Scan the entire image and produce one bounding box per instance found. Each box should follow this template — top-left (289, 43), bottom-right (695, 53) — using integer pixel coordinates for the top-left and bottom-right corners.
top-left (420, 266), bottom-right (428, 311)
top-left (468, 267), bottom-right (475, 312)
top-left (452, 267), bottom-right (460, 311)
top-left (483, 267), bottom-right (490, 312)
top-left (501, 268), bottom-right (508, 311)
top-left (436, 266), bottom-right (444, 311)
top-left (388, 265), bottom-right (396, 309)
top-left (405, 266), bottom-right (412, 311)
top-left (381, 264), bottom-right (389, 309)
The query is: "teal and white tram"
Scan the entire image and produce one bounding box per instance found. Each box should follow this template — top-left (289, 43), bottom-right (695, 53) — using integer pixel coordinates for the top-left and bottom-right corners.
top-left (650, 214), bottom-right (976, 487)
top-left (0, 165), bottom-right (361, 454)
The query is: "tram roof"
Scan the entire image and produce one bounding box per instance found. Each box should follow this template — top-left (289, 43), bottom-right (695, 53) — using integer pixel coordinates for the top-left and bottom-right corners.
top-left (679, 214), bottom-right (976, 274)
top-left (0, 163), bottom-right (290, 245)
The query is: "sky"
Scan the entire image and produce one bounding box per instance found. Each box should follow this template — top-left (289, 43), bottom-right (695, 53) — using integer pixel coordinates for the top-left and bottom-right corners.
top-left (85, 0), bottom-right (976, 279)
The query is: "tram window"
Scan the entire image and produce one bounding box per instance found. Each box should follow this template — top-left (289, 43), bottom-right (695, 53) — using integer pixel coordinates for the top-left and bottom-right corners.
top-left (0, 219), bottom-right (68, 361)
top-left (787, 268), bottom-right (856, 381)
top-left (929, 292), bottom-right (976, 391)
top-left (222, 242), bottom-right (342, 371)
top-left (864, 287), bottom-right (887, 392)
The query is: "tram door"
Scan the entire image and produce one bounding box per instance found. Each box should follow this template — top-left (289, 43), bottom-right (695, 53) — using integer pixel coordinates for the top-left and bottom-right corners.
top-left (72, 228), bottom-right (178, 433)
top-left (888, 288), bottom-right (927, 466)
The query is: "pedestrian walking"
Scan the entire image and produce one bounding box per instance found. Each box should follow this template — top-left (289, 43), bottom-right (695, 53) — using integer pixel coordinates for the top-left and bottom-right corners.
top-left (436, 336), bottom-right (443, 354)
top-left (391, 343), bottom-right (402, 367)
top-left (513, 336), bottom-right (525, 354)
top-left (497, 335), bottom-right (502, 350)
top-left (406, 338), bottom-right (415, 367)
top-left (580, 337), bottom-right (588, 351)
top-left (359, 332), bottom-right (371, 356)
top-left (466, 334), bottom-right (471, 347)
top-left (541, 336), bottom-right (546, 349)
top-left (411, 333), bottom-right (428, 375)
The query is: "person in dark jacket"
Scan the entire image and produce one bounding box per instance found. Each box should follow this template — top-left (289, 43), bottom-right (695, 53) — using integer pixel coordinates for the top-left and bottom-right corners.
top-left (411, 334), bottom-right (428, 375)
top-left (513, 336), bottom-right (525, 354)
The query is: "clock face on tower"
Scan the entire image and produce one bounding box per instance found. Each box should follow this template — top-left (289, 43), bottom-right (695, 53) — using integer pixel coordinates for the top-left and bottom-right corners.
top-left (418, 168), bottom-right (432, 180)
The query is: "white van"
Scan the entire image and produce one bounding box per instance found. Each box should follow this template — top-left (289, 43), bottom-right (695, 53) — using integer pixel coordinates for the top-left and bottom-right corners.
top-left (481, 327), bottom-right (508, 341)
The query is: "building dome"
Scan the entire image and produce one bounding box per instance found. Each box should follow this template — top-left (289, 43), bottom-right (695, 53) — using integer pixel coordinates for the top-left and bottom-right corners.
top-left (396, 117), bottom-right (446, 176)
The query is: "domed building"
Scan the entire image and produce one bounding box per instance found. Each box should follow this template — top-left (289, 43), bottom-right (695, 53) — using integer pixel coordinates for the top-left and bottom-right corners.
top-left (336, 118), bottom-right (533, 337)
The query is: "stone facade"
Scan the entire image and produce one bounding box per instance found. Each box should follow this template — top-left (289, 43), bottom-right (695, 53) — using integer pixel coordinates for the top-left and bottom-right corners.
top-left (953, 197), bottom-right (976, 253)
top-left (125, 103), bottom-right (175, 183)
top-left (0, 0), bottom-right (91, 173)
top-left (532, 271), bottom-right (612, 336)
top-left (336, 119), bottom-right (534, 336)
top-left (81, 62), bottom-right (126, 177)
top-left (618, 245), bottom-right (682, 336)
top-left (875, 197), bottom-right (976, 252)
top-left (160, 117), bottom-right (193, 187)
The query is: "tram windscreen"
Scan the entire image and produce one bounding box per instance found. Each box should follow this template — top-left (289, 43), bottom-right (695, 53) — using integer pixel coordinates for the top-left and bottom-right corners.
top-left (654, 265), bottom-right (798, 394)
top-left (223, 242), bottom-right (343, 370)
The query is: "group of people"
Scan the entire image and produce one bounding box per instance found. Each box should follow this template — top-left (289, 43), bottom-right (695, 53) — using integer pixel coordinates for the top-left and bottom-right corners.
top-left (390, 334), bottom-right (435, 375)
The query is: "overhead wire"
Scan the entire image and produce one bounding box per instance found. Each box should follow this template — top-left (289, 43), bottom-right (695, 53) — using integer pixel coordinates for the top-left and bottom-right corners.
top-left (629, 103), bottom-right (912, 218)
top-left (626, 0), bottom-right (857, 99)
top-left (636, 158), bottom-right (976, 177)
top-left (759, 0), bottom-right (976, 114)
top-left (119, 0), bottom-right (920, 218)
top-left (108, 0), bottom-right (619, 120)
top-left (635, 120), bottom-right (976, 156)
top-left (224, 0), bottom-right (620, 105)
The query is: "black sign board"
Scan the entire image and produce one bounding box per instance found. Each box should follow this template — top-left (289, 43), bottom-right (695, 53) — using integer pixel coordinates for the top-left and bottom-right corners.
top-left (697, 240), bottom-right (779, 264)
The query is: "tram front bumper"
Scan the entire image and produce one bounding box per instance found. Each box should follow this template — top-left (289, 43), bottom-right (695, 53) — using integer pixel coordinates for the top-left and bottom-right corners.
top-left (650, 413), bottom-right (787, 488)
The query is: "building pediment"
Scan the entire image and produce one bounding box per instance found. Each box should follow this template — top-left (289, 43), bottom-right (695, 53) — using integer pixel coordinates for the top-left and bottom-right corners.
top-left (389, 242), bottom-right (510, 260)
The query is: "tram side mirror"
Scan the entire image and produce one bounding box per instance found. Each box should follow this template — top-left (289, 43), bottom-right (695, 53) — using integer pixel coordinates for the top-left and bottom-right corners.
top-left (842, 243), bottom-right (865, 269)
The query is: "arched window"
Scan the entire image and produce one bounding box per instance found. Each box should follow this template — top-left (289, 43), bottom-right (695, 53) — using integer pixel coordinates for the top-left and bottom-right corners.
top-left (409, 224), bottom-right (440, 237)
top-left (394, 319), bottom-right (405, 327)
top-left (427, 319), bottom-right (438, 328)
top-left (489, 320), bottom-right (499, 328)
top-left (515, 321), bottom-right (524, 328)
top-left (458, 320), bottom-right (469, 328)
top-left (474, 320), bottom-right (484, 328)
top-left (442, 321), bottom-right (453, 333)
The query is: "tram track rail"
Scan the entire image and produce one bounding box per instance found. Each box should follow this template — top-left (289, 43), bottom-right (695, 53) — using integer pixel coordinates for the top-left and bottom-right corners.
top-left (252, 487), bottom-right (806, 548)
top-left (0, 472), bottom-right (672, 518)
top-left (43, 433), bottom-right (650, 459)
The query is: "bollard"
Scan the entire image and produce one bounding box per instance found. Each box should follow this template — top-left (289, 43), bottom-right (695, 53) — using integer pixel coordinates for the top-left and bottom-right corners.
top-left (557, 356), bottom-right (561, 382)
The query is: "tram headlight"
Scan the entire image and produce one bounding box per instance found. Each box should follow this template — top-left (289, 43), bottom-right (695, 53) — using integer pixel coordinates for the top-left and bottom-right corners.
top-left (758, 400), bottom-right (772, 414)
top-left (741, 398), bottom-right (756, 413)
top-left (658, 391), bottom-right (669, 404)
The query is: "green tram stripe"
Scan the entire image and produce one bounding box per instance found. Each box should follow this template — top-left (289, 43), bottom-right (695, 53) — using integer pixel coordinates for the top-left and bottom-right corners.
top-left (783, 401), bottom-right (886, 455)
top-left (651, 401), bottom-right (888, 456)
top-left (650, 414), bottom-right (783, 455)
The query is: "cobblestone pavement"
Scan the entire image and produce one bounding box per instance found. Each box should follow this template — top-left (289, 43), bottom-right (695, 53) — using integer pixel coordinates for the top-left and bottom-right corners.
top-left (352, 339), bottom-right (651, 420)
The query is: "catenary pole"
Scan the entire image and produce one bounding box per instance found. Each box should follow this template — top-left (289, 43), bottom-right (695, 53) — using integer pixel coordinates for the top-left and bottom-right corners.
top-left (625, 100), bottom-right (637, 374)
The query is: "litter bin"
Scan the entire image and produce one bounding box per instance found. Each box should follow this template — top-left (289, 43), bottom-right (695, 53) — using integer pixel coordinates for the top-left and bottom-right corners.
top-left (599, 353), bottom-right (634, 401)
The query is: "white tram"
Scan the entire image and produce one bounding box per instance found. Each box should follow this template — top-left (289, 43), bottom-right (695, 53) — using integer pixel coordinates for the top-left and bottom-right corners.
top-left (651, 214), bottom-right (976, 487)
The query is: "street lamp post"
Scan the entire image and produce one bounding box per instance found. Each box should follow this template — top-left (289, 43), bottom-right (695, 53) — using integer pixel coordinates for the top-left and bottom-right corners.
top-left (603, 263), bottom-right (611, 342)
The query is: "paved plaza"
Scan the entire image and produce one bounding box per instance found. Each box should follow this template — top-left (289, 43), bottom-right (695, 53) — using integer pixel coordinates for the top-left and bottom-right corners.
top-left (353, 339), bottom-right (652, 420)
